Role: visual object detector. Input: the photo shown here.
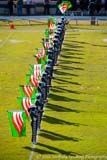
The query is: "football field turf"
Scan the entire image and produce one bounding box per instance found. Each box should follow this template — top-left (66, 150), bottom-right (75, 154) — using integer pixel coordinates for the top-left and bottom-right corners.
top-left (0, 21), bottom-right (107, 160)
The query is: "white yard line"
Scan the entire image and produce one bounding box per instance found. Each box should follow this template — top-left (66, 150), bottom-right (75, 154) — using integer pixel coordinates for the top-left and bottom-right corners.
top-left (0, 32), bottom-right (13, 48)
top-left (0, 29), bottom-right (107, 33)
top-left (103, 38), bottom-right (107, 42)
top-left (29, 144), bottom-right (36, 160)
top-left (9, 39), bottom-right (25, 43)
top-left (0, 29), bottom-right (44, 33)
top-left (67, 29), bottom-right (107, 32)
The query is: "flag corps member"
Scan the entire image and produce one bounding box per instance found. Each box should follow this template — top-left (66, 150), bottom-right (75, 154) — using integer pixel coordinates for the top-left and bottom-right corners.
top-left (28, 104), bottom-right (39, 144)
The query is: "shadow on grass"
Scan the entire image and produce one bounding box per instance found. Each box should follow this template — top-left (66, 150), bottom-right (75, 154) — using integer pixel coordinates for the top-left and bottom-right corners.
top-left (59, 59), bottom-right (84, 65)
top-left (39, 130), bottom-right (81, 142)
top-left (46, 103), bottom-right (82, 113)
top-left (92, 44), bottom-right (107, 47)
top-left (61, 51), bottom-right (85, 55)
top-left (43, 115), bottom-right (83, 126)
top-left (23, 146), bottom-right (55, 154)
top-left (38, 143), bottom-right (78, 156)
top-left (55, 71), bottom-right (79, 77)
top-left (23, 143), bottom-right (79, 156)
top-left (61, 55), bottom-right (84, 60)
top-left (68, 40), bottom-right (107, 48)
top-left (58, 65), bottom-right (85, 71)
top-left (56, 65), bottom-right (84, 73)
top-left (51, 86), bottom-right (82, 95)
top-left (50, 93), bottom-right (81, 102)
top-left (54, 70), bottom-right (82, 80)
top-left (66, 33), bottom-right (80, 36)
top-left (62, 48), bottom-right (83, 52)
top-left (65, 40), bottom-right (89, 45)
top-left (54, 77), bottom-right (81, 86)
top-left (64, 42), bottom-right (84, 49)
top-left (38, 143), bottom-right (80, 155)
top-left (59, 58), bottom-right (85, 64)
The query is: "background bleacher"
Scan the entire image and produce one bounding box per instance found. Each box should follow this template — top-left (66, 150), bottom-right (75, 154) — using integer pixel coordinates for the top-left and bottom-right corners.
top-left (0, 0), bottom-right (107, 16)
top-left (0, 0), bottom-right (57, 15)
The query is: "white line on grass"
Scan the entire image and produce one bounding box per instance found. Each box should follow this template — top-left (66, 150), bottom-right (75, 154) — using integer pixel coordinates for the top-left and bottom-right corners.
top-left (0, 29), bottom-right (107, 33)
top-left (0, 29), bottom-right (44, 33)
top-left (67, 29), bottom-right (107, 32)
top-left (103, 38), bottom-right (107, 42)
top-left (9, 39), bottom-right (25, 43)
top-left (29, 144), bottom-right (36, 160)
top-left (0, 32), bottom-right (13, 48)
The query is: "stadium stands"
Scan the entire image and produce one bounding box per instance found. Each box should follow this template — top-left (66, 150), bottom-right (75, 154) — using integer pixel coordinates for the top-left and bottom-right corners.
top-left (0, 0), bottom-right (107, 16)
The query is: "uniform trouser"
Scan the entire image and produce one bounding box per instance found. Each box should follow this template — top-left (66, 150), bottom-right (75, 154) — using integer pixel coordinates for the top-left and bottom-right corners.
top-left (31, 118), bottom-right (38, 144)
top-left (37, 111), bottom-right (44, 130)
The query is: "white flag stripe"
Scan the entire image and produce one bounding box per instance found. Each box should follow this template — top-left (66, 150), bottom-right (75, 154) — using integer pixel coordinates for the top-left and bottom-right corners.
top-left (17, 112), bottom-right (23, 127)
top-left (27, 86), bottom-right (32, 97)
top-left (22, 98), bottom-right (30, 117)
top-left (24, 86), bottom-right (31, 97)
top-left (22, 98), bottom-right (29, 110)
top-left (30, 75), bottom-right (35, 86)
top-left (13, 112), bottom-right (21, 133)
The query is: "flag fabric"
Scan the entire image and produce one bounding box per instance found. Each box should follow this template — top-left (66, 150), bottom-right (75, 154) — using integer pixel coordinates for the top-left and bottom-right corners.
top-left (44, 41), bottom-right (51, 49)
top-left (44, 29), bottom-right (55, 44)
top-left (19, 85), bottom-right (36, 98)
top-left (45, 29), bottom-right (55, 38)
top-left (30, 64), bottom-right (44, 78)
top-left (8, 110), bottom-right (26, 137)
top-left (45, 29), bottom-right (50, 38)
top-left (49, 34), bottom-right (55, 43)
top-left (48, 17), bottom-right (57, 30)
top-left (42, 38), bottom-right (53, 49)
top-left (49, 21), bottom-right (57, 30)
top-left (58, 1), bottom-right (72, 14)
top-left (17, 97), bottom-right (35, 118)
top-left (35, 48), bottom-right (47, 65)
top-left (26, 74), bottom-right (39, 89)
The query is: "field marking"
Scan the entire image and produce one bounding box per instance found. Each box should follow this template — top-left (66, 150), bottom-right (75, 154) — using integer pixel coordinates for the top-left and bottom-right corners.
top-left (0, 29), bottom-right (107, 33)
top-left (9, 39), bottom-right (25, 43)
top-left (103, 38), bottom-right (107, 42)
top-left (0, 29), bottom-right (44, 33)
top-left (67, 29), bottom-right (107, 32)
top-left (29, 144), bottom-right (36, 160)
top-left (0, 32), bottom-right (13, 48)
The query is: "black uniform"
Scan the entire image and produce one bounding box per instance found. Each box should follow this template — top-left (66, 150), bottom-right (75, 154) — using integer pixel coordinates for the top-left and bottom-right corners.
top-left (8, 0), bottom-right (14, 15)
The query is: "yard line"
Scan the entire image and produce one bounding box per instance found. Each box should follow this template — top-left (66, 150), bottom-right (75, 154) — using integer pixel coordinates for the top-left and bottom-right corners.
top-left (29, 144), bottom-right (36, 160)
top-left (0, 32), bottom-right (13, 48)
top-left (0, 29), bottom-right (44, 33)
top-left (0, 29), bottom-right (107, 33)
top-left (67, 29), bottom-right (107, 32)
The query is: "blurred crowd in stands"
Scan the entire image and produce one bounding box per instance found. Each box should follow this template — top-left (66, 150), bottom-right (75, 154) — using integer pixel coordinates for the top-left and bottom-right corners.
top-left (69, 0), bottom-right (107, 15)
top-left (7, 0), bottom-right (107, 16)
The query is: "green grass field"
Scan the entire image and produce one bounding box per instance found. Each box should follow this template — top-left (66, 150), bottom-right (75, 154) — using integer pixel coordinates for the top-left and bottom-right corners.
top-left (0, 20), bottom-right (107, 160)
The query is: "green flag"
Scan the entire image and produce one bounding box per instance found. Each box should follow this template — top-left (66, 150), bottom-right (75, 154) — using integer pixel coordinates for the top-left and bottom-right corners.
top-left (45, 29), bottom-right (55, 38)
top-left (17, 97), bottom-right (35, 118)
top-left (30, 64), bottom-right (44, 78)
top-left (58, 1), bottom-right (72, 14)
top-left (8, 110), bottom-right (26, 137)
top-left (34, 48), bottom-right (47, 65)
top-left (48, 17), bottom-right (57, 30)
top-left (42, 38), bottom-right (53, 49)
top-left (19, 85), bottom-right (37, 98)
top-left (45, 29), bottom-right (50, 38)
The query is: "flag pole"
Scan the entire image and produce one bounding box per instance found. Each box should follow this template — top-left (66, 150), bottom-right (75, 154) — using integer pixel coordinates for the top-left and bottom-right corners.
top-left (7, 110), bottom-right (25, 112)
